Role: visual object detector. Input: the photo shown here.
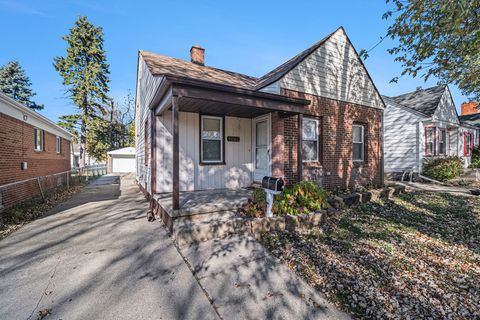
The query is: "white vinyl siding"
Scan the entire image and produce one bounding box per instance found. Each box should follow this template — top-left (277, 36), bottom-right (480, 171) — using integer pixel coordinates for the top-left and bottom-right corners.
top-left (258, 82), bottom-right (280, 94)
top-left (278, 29), bottom-right (384, 109)
top-left (383, 100), bottom-right (424, 173)
top-left (135, 55), bottom-right (163, 193)
top-left (156, 112), bottom-right (253, 192)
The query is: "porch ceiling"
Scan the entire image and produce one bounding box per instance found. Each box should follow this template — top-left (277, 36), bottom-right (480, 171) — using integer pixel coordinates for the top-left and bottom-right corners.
top-left (153, 75), bottom-right (312, 118)
top-left (178, 96), bottom-right (278, 118)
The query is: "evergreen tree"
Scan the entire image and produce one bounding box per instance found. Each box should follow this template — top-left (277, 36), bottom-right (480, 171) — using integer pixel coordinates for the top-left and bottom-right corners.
top-left (0, 61), bottom-right (43, 110)
top-left (54, 16), bottom-right (111, 168)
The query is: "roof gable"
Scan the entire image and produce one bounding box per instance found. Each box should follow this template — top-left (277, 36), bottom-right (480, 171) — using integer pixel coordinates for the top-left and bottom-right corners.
top-left (262, 28), bottom-right (385, 109)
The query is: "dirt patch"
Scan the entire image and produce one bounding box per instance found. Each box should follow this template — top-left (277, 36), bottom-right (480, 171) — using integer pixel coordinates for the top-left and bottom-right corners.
top-left (0, 185), bottom-right (83, 240)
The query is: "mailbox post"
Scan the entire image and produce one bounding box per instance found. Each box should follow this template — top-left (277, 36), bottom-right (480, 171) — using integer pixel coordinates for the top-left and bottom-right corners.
top-left (261, 176), bottom-right (284, 217)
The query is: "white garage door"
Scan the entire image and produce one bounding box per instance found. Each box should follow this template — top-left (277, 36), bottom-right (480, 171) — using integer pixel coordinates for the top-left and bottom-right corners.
top-left (112, 156), bottom-right (135, 173)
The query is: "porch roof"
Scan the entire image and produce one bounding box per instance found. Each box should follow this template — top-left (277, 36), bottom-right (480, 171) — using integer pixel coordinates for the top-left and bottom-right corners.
top-left (151, 75), bottom-right (312, 118)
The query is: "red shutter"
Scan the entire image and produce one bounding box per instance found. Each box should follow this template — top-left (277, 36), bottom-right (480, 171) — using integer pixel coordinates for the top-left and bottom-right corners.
top-left (464, 132), bottom-right (468, 156)
top-left (433, 127), bottom-right (437, 156)
top-left (470, 133), bottom-right (474, 154)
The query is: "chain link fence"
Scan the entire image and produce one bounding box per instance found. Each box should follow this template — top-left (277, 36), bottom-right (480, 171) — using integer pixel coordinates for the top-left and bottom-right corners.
top-left (0, 164), bottom-right (107, 212)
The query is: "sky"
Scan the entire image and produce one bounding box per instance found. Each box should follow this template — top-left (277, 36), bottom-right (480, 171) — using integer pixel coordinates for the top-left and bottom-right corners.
top-left (0, 0), bottom-right (472, 123)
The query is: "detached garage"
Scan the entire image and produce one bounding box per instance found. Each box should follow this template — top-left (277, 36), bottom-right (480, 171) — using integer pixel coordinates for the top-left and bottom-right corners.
top-left (107, 147), bottom-right (136, 173)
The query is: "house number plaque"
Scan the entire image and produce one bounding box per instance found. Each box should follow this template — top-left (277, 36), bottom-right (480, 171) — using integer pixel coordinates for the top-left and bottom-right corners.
top-left (227, 136), bottom-right (240, 142)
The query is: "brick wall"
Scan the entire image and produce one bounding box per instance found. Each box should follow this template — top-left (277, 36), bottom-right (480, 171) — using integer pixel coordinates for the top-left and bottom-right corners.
top-left (272, 89), bottom-right (383, 190)
top-left (461, 102), bottom-right (478, 116)
top-left (0, 112), bottom-right (71, 186)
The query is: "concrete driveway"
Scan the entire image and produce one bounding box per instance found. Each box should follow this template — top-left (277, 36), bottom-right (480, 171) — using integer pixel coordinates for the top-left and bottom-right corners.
top-left (0, 174), bottom-right (218, 320)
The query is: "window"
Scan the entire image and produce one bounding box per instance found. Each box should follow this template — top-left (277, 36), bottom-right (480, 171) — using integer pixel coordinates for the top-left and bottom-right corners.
top-left (56, 136), bottom-right (61, 154)
top-left (425, 127), bottom-right (435, 156)
top-left (465, 132), bottom-right (473, 156)
top-left (352, 124), bottom-right (364, 161)
top-left (34, 128), bottom-right (44, 151)
top-left (201, 115), bottom-right (223, 163)
top-left (438, 129), bottom-right (446, 155)
top-left (302, 118), bottom-right (319, 162)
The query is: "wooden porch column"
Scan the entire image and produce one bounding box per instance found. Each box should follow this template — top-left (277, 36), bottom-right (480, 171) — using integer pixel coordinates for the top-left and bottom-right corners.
top-left (297, 114), bottom-right (303, 182)
top-left (172, 95), bottom-right (180, 210)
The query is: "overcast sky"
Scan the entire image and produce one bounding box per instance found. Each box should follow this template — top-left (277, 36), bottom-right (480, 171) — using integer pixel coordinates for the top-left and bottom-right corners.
top-left (0, 0), bottom-right (472, 122)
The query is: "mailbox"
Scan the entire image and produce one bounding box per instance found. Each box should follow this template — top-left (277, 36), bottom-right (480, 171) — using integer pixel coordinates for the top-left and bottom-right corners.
top-left (261, 176), bottom-right (284, 218)
top-left (261, 176), bottom-right (284, 192)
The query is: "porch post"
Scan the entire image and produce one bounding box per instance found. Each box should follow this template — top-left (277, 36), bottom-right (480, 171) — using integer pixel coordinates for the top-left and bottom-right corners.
top-left (297, 114), bottom-right (303, 182)
top-left (172, 95), bottom-right (180, 210)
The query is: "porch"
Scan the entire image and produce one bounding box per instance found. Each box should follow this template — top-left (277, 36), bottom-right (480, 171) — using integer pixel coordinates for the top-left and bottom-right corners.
top-left (149, 75), bottom-right (313, 214)
top-left (153, 188), bottom-right (253, 219)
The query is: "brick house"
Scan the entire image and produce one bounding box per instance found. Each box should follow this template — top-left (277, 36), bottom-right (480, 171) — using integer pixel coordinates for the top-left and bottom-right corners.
top-left (135, 27), bottom-right (385, 214)
top-left (0, 92), bottom-right (72, 207)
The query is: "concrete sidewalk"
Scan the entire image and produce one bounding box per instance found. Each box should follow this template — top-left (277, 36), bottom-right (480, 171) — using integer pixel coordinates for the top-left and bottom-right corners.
top-left (0, 174), bottom-right (217, 320)
top-left (398, 181), bottom-right (477, 196)
top-left (180, 235), bottom-right (351, 320)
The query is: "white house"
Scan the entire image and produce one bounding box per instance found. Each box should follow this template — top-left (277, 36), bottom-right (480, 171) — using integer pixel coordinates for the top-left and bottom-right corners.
top-left (383, 85), bottom-right (478, 176)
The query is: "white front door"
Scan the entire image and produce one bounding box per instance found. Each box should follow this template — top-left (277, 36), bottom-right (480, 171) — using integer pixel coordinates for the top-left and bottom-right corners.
top-left (253, 115), bottom-right (271, 182)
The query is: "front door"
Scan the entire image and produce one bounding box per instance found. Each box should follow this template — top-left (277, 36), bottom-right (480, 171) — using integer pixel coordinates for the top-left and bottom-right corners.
top-left (253, 115), bottom-right (271, 182)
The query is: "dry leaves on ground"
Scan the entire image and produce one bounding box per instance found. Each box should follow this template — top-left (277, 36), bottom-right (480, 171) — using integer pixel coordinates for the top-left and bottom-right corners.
top-left (261, 192), bottom-right (480, 320)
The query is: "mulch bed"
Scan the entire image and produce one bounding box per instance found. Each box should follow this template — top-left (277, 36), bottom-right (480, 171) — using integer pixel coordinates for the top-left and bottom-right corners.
top-left (260, 192), bottom-right (480, 319)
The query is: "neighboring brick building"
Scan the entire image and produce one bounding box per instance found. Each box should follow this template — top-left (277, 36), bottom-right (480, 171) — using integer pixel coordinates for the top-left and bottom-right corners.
top-left (135, 26), bottom-right (385, 212)
top-left (0, 92), bottom-right (72, 200)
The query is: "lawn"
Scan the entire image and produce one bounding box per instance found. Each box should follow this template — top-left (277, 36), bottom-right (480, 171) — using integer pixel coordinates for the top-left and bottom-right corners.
top-left (260, 192), bottom-right (480, 319)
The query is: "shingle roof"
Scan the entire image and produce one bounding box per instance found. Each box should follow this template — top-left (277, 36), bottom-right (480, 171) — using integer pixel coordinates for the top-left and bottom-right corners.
top-left (140, 51), bottom-right (257, 89)
top-left (140, 28), bottom-right (343, 91)
top-left (459, 113), bottom-right (480, 128)
top-left (388, 85), bottom-right (447, 117)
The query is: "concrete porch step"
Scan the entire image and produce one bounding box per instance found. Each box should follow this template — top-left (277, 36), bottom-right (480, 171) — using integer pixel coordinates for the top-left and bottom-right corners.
top-left (173, 211), bottom-right (248, 246)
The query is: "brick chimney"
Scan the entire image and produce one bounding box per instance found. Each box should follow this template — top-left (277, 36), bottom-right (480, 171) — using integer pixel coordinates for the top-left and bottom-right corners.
top-left (190, 45), bottom-right (205, 66)
top-left (461, 101), bottom-right (479, 115)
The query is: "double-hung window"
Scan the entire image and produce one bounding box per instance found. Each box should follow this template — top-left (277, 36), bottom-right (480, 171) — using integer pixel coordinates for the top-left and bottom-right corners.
top-left (56, 136), bottom-right (62, 154)
top-left (302, 118), bottom-right (319, 162)
top-left (425, 127), bottom-right (435, 156)
top-left (352, 124), bottom-right (364, 161)
top-left (34, 128), bottom-right (44, 151)
top-left (465, 132), bottom-right (473, 156)
top-left (201, 115), bottom-right (223, 163)
top-left (438, 129), bottom-right (446, 155)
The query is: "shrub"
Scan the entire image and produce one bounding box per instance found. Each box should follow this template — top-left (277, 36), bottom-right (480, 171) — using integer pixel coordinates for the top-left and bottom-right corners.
top-left (273, 180), bottom-right (329, 215)
top-left (471, 146), bottom-right (480, 169)
top-left (240, 189), bottom-right (266, 218)
top-left (422, 156), bottom-right (463, 181)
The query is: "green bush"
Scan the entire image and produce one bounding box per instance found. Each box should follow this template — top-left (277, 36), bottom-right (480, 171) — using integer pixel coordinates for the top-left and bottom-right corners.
top-left (273, 180), bottom-right (329, 215)
top-left (422, 156), bottom-right (463, 181)
top-left (471, 146), bottom-right (480, 169)
top-left (241, 189), bottom-right (266, 218)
